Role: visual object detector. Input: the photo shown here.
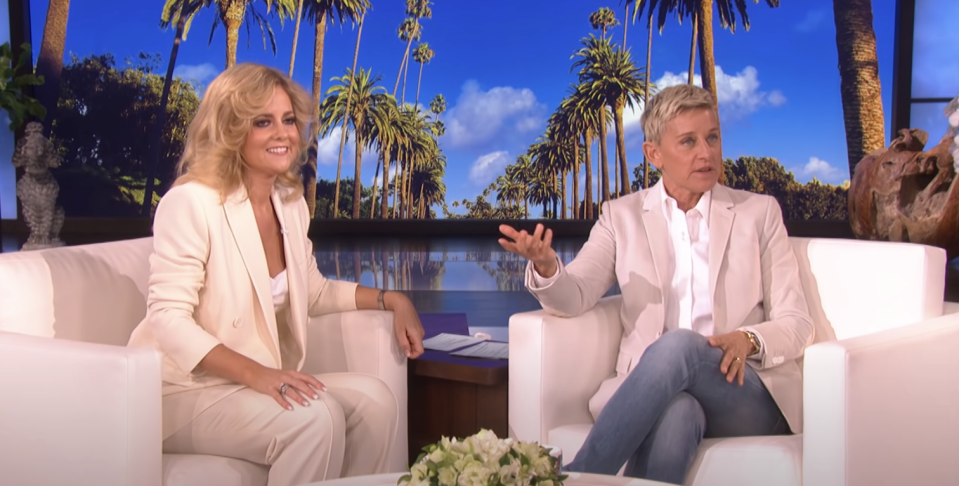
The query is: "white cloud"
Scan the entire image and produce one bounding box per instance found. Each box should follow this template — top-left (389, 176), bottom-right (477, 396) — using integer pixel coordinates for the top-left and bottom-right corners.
top-left (174, 63), bottom-right (218, 85)
top-left (797, 156), bottom-right (843, 182)
top-left (653, 65), bottom-right (786, 121)
top-left (794, 9), bottom-right (829, 33)
top-left (315, 126), bottom-right (379, 169)
top-left (445, 81), bottom-right (548, 148)
top-left (469, 151), bottom-right (511, 185)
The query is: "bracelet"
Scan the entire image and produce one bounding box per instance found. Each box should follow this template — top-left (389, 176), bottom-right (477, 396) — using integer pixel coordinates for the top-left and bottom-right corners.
top-left (377, 290), bottom-right (386, 310)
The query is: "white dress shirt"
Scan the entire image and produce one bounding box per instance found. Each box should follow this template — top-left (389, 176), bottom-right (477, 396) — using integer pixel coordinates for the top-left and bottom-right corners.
top-left (531, 181), bottom-right (765, 358)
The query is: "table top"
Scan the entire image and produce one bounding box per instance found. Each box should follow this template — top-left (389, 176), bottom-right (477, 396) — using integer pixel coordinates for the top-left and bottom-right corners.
top-left (303, 472), bottom-right (671, 486)
top-left (413, 313), bottom-right (508, 386)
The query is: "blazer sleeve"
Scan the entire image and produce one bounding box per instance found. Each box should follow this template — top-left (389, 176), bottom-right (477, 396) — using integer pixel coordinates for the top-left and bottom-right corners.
top-left (299, 204), bottom-right (358, 317)
top-left (741, 196), bottom-right (815, 370)
top-left (525, 201), bottom-right (617, 317)
top-left (145, 185), bottom-right (223, 375)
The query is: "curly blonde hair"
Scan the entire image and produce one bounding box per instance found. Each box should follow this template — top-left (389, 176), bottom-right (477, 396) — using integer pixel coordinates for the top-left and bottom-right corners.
top-left (641, 84), bottom-right (716, 144)
top-left (173, 63), bottom-right (314, 202)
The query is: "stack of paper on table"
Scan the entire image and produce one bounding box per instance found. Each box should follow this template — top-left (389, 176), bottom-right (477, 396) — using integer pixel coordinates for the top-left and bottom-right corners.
top-left (421, 333), bottom-right (509, 360)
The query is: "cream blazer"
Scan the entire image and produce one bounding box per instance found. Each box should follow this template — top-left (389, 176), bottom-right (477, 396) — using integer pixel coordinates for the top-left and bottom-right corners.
top-left (127, 181), bottom-right (358, 439)
top-left (526, 183), bottom-right (814, 433)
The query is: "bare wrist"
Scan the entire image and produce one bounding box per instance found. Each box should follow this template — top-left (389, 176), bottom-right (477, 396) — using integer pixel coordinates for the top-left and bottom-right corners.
top-left (383, 290), bottom-right (410, 311)
top-left (533, 260), bottom-right (558, 278)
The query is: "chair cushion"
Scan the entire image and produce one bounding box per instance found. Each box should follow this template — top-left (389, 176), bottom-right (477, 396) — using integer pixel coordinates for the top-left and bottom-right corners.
top-left (685, 435), bottom-right (802, 486)
top-left (547, 425), bottom-right (801, 486)
top-left (162, 454), bottom-right (268, 486)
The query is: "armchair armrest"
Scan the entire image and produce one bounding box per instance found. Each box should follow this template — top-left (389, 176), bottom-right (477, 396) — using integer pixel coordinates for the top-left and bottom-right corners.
top-left (802, 312), bottom-right (959, 486)
top-left (509, 295), bottom-right (623, 444)
top-left (302, 310), bottom-right (408, 472)
top-left (0, 331), bottom-right (162, 486)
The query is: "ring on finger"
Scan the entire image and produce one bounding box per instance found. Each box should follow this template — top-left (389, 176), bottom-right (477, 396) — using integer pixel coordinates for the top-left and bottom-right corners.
top-left (733, 357), bottom-right (742, 363)
top-left (279, 383), bottom-right (290, 395)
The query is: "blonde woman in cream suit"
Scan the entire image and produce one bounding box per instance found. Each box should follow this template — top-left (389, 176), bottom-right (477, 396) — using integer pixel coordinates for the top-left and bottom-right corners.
top-left (499, 85), bottom-right (815, 484)
top-left (127, 63), bottom-right (425, 486)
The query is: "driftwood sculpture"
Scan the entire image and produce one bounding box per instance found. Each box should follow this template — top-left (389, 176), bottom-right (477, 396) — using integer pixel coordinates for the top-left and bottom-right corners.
top-left (849, 98), bottom-right (959, 259)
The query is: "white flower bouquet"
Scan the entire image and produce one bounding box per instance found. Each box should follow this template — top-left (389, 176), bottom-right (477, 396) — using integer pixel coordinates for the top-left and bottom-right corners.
top-left (397, 429), bottom-right (567, 486)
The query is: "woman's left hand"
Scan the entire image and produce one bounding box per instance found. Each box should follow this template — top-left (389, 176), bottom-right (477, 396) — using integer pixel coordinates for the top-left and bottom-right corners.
top-left (387, 293), bottom-right (425, 359)
top-left (708, 331), bottom-right (755, 386)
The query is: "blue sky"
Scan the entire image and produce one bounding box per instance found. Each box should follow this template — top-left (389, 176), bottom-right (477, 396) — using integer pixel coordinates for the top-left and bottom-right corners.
top-left (2, 0), bottom-right (958, 219)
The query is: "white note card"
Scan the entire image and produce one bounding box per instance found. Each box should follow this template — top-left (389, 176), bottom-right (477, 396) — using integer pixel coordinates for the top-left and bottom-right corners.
top-left (450, 341), bottom-right (509, 360)
top-left (422, 333), bottom-right (485, 352)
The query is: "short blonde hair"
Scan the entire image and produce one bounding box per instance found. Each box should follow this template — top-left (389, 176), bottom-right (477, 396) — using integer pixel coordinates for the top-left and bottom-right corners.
top-left (641, 84), bottom-right (716, 144)
top-left (173, 63), bottom-right (314, 202)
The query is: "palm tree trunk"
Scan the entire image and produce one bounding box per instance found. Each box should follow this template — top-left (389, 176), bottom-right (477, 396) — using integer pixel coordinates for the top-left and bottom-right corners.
top-left (622, 3), bottom-right (628, 47)
top-left (332, 13), bottom-right (364, 218)
top-left (381, 151), bottom-right (392, 218)
top-left (562, 169), bottom-right (568, 219)
top-left (644, 12), bottom-right (653, 189)
top-left (288, 0), bottom-right (304, 76)
top-left (393, 19), bottom-right (419, 97)
top-left (393, 161), bottom-right (406, 218)
top-left (572, 136), bottom-right (580, 219)
top-left (35, 0), bottom-right (70, 135)
top-left (614, 144), bottom-right (619, 197)
top-left (614, 100), bottom-right (631, 195)
top-left (351, 125), bottom-right (365, 219)
top-left (833, 0), bottom-right (885, 176)
top-left (696, 0), bottom-right (717, 112)
top-left (223, 0), bottom-right (245, 69)
top-left (142, 5), bottom-right (189, 216)
top-left (598, 110), bottom-right (611, 204)
top-left (418, 184), bottom-right (426, 218)
top-left (307, 12), bottom-right (330, 217)
top-left (405, 165), bottom-right (415, 218)
top-left (415, 60), bottom-right (425, 108)
top-left (688, 11), bottom-right (698, 84)
top-left (370, 152), bottom-right (382, 218)
top-left (584, 131), bottom-right (593, 218)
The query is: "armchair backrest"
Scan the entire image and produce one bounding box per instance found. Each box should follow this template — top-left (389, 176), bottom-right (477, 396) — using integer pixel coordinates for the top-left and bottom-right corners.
top-left (789, 237), bottom-right (946, 343)
top-left (0, 237), bottom-right (153, 345)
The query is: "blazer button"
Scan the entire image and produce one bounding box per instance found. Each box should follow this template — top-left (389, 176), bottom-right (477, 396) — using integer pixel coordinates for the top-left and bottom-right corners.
top-left (233, 318), bottom-right (242, 328)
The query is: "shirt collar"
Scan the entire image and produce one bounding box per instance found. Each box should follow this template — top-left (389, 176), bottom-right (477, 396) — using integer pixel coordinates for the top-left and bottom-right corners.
top-left (655, 179), bottom-right (712, 226)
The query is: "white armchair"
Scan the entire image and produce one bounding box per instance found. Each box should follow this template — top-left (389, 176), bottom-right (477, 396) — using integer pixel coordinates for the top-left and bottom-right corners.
top-left (509, 237), bottom-right (959, 486)
top-left (0, 237), bottom-right (408, 486)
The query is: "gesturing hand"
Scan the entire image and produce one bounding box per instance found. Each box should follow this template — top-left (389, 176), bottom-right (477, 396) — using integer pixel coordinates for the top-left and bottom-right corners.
top-left (498, 224), bottom-right (559, 277)
top-left (707, 331), bottom-right (755, 386)
top-left (249, 366), bottom-right (327, 410)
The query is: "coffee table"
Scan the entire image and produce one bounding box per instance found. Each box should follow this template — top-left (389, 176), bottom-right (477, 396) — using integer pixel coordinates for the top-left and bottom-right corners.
top-left (302, 472), bottom-right (670, 485)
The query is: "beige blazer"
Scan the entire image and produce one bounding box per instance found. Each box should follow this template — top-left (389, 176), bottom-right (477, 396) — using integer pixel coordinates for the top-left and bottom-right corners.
top-left (127, 181), bottom-right (358, 439)
top-left (526, 183), bottom-right (814, 433)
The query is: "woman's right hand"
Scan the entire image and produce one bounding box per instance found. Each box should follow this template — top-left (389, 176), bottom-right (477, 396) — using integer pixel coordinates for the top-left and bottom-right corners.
top-left (247, 366), bottom-right (327, 411)
top-left (498, 223), bottom-right (559, 278)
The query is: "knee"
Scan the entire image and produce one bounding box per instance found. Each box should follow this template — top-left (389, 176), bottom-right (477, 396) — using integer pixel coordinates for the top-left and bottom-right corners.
top-left (295, 395), bottom-right (347, 438)
top-left (350, 375), bottom-right (398, 426)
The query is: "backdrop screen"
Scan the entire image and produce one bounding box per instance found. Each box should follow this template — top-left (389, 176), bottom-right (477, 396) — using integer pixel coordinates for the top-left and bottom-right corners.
top-left (2, 0), bottom-right (955, 221)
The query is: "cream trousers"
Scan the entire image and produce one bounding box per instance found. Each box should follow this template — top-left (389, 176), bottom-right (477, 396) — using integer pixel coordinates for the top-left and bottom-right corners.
top-left (163, 373), bottom-right (398, 486)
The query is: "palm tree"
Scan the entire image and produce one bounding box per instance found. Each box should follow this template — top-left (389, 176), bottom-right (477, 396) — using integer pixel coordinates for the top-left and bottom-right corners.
top-left (34, 0), bottom-right (70, 133)
top-left (367, 95), bottom-right (404, 218)
top-left (572, 35), bottom-right (648, 197)
top-left (412, 42), bottom-right (435, 108)
top-left (142, 0), bottom-right (208, 216)
top-left (833, 0), bottom-right (885, 176)
top-left (319, 68), bottom-right (387, 218)
top-left (393, 1), bottom-right (433, 100)
top-left (300, 0), bottom-right (369, 216)
top-left (206, 0), bottom-right (296, 69)
top-left (589, 7), bottom-right (620, 41)
top-left (625, 0), bottom-right (658, 189)
top-left (288, 0), bottom-right (304, 75)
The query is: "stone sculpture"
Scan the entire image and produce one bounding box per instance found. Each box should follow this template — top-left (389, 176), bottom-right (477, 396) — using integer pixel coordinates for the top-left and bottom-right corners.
top-left (12, 121), bottom-right (64, 250)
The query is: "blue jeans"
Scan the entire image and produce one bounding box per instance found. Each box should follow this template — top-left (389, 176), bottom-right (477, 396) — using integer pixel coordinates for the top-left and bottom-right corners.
top-left (565, 329), bottom-right (790, 484)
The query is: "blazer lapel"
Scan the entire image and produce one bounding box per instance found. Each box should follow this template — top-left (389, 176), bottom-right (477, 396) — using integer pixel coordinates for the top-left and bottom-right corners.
top-left (708, 185), bottom-right (735, 326)
top-left (641, 186), bottom-right (672, 294)
top-left (223, 187), bottom-right (281, 364)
